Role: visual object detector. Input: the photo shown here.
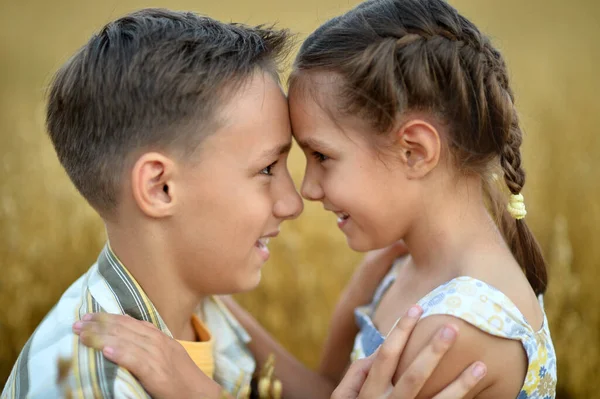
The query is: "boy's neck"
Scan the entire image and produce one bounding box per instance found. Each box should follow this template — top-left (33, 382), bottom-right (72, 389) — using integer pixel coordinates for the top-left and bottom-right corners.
top-left (403, 176), bottom-right (507, 276)
top-left (105, 222), bottom-right (204, 341)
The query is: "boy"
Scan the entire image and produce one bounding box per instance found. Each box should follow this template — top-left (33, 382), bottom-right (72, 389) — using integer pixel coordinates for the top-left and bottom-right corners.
top-left (2, 8), bottom-right (303, 398)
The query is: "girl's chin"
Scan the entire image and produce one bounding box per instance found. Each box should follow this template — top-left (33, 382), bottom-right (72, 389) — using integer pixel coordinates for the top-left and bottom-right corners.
top-left (346, 233), bottom-right (397, 253)
top-left (346, 236), bottom-right (377, 252)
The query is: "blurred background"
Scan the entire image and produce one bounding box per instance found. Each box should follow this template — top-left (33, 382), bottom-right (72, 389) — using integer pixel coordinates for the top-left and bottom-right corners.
top-left (0, 0), bottom-right (598, 397)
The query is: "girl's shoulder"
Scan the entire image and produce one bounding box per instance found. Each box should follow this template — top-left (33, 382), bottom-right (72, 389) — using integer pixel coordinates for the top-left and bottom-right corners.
top-left (417, 276), bottom-right (544, 339)
top-left (408, 276), bottom-right (557, 398)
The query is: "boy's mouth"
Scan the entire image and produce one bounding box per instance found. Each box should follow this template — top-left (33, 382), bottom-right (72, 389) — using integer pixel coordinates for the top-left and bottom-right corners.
top-left (254, 238), bottom-right (271, 261)
top-left (255, 237), bottom-right (270, 249)
top-left (255, 231), bottom-right (278, 261)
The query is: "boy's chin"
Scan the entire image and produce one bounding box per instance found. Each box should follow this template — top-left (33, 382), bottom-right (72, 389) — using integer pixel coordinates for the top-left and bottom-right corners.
top-left (234, 271), bottom-right (263, 293)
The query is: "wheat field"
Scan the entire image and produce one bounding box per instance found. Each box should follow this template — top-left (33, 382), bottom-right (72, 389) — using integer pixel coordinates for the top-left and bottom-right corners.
top-left (0, 0), bottom-right (598, 397)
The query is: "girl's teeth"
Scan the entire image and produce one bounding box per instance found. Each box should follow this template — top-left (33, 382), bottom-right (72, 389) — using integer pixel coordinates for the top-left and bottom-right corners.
top-left (337, 214), bottom-right (349, 223)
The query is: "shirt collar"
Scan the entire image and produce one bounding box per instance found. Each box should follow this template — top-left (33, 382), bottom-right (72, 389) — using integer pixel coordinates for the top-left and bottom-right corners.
top-left (96, 243), bottom-right (172, 336)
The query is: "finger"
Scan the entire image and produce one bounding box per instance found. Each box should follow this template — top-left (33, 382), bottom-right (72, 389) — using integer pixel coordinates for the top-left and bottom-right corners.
top-left (76, 319), bottom-right (157, 355)
top-left (358, 305), bottom-right (423, 398)
top-left (390, 324), bottom-right (458, 399)
top-left (331, 356), bottom-right (375, 399)
top-left (78, 329), bottom-right (159, 377)
top-left (431, 362), bottom-right (487, 399)
top-left (74, 313), bottom-right (159, 343)
top-left (78, 313), bottom-right (158, 336)
top-left (73, 314), bottom-right (111, 336)
top-left (80, 328), bottom-right (189, 395)
top-left (99, 337), bottom-right (158, 382)
top-left (108, 313), bottom-right (159, 332)
top-left (76, 313), bottom-right (157, 333)
top-left (78, 329), bottom-right (107, 351)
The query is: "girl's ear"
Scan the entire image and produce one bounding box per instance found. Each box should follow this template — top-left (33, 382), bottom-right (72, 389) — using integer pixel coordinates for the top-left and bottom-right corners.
top-left (396, 119), bottom-right (441, 179)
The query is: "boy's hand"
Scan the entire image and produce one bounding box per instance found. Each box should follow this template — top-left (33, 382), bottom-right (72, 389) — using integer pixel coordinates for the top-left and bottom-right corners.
top-left (72, 314), bottom-right (226, 399)
top-left (331, 306), bottom-right (486, 399)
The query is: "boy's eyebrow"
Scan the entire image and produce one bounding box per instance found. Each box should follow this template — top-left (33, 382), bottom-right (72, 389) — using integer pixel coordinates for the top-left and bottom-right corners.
top-left (260, 141), bottom-right (293, 159)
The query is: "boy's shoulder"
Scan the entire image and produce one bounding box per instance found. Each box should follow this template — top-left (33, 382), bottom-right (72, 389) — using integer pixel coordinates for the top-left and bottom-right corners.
top-left (201, 296), bottom-right (256, 392)
top-left (1, 249), bottom-right (152, 398)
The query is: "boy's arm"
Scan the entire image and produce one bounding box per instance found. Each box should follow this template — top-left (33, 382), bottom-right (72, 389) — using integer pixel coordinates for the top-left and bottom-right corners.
top-left (319, 242), bottom-right (408, 383)
top-left (393, 315), bottom-right (527, 399)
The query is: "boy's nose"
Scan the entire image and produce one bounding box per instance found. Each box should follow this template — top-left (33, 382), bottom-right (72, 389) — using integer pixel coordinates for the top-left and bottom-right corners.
top-left (274, 188), bottom-right (304, 220)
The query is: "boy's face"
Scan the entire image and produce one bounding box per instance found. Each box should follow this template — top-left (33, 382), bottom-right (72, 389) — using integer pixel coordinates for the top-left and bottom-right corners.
top-left (172, 71), bottom-right (303, 295)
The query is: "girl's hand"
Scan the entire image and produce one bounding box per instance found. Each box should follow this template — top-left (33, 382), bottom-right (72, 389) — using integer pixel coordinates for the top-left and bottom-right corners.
top-left (72, 313), bottom-right (226, 399)
top-left (331, 306), bottom-right (486, 399)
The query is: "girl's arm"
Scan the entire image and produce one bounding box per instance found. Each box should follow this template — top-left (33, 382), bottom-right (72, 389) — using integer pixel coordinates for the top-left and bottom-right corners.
top-left (221, 242), bottom-right (408, 399)
top-left (319, 242), bottom-right (408, 383)
top-left (392, 315), bottom-right (527, 399)
top-left (220, 295), bottom-right (335, 399)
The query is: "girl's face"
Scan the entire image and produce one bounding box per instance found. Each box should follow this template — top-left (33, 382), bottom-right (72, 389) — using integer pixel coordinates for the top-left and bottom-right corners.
top-left (289, 77), bottom-right (421, 252)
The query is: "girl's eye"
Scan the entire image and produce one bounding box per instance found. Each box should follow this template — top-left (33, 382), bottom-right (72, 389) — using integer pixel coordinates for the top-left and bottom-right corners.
top-left (312, 151), bottom-right (329, 163)
top-left (260, 161), bottom-right (277, 176)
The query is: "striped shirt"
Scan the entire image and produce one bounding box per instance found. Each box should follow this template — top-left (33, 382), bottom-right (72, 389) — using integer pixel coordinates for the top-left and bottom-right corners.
top-left (1, 244), bottom-right (256, 398)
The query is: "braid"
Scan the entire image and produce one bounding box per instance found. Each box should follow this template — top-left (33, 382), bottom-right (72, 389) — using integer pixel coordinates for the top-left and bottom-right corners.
top-left (485, 49), bottom-right (527, 196)
top-left (481, 43), bottom-right (549, 295)
top-left (500, 120), bottom-right (526, 195)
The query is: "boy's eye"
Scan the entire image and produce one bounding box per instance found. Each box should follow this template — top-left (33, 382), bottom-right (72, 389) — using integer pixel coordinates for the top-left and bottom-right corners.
top-left (260, 161), bottom-right (277, 176)
top-left (312, 151), bottom-right (329, 163)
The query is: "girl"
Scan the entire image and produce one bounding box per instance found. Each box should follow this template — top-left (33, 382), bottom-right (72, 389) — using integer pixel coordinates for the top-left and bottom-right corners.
top-left (288, 0), bottom-right (556, 397)
top-left (75, 0), bottom-right (555, 397)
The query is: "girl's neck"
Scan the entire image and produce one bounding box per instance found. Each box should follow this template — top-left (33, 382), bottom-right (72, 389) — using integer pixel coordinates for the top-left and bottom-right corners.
top-left (403, 176), bottom-right (506, 277)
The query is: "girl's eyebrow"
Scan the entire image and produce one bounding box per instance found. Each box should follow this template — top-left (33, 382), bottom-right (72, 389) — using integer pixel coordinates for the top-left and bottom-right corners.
top-left (295, 137), bottom-right (334, 152)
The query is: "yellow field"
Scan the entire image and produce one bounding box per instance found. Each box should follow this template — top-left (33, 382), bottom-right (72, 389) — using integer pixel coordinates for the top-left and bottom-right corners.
top-left (0, 0), bottom-right (598, 397)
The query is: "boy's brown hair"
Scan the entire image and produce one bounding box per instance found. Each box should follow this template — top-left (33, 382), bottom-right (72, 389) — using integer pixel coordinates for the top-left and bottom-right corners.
top-left (47, 8), bottom-right (291, 215)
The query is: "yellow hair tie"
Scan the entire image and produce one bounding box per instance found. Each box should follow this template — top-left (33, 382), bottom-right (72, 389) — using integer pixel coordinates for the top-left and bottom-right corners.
top-left (507, 193), bottom-right (527, 220)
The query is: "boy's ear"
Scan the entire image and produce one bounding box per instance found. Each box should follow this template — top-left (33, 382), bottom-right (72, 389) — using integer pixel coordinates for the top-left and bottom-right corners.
top-left (131, 152), bottom-right (177, 218)
top-left (396, 119), bottom-right (441, 179)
